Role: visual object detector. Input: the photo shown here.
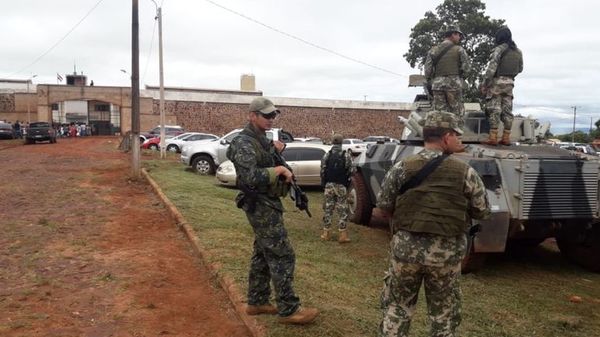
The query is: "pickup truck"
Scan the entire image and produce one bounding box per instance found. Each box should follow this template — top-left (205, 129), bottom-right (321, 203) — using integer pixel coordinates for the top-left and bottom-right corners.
top-left (25, 122), bottom-right (57, 144)
top-left (181, 128), bottom-right (294, 175)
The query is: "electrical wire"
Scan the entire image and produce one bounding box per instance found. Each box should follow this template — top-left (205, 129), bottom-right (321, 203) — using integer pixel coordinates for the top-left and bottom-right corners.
top-left (203, 0), bottom-right (404, 78)
top-left (8, 0), bottom-right (106, 78)
top-left (142, 14), bottom-right (158, 85)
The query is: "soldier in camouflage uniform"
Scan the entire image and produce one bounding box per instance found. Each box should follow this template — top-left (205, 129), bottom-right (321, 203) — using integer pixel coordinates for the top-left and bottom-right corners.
top-left (226, 97), bottom-right (319, 325)
top-left (376, 111), bottom-right (490, 337)
top-left (480, 26), bottom-right (523, 146)
top-left (424, 26), bottom-right (471, 119)
top-left (319, 134), bottom-right (355, 243)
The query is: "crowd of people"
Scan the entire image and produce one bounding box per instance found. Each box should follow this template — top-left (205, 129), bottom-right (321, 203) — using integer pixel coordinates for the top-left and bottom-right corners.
top-left (55, 123), bottom-right (93, 138)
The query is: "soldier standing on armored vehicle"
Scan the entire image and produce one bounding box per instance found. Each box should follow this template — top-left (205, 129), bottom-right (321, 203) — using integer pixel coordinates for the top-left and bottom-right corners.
top-left (424, 26), bottom-right (471, 119)
top-left (319, 133), bottom-right (355, 243)
top-left (480, 26), bottom-right (524, 145)
top-left (376, 111), bottom-right (490, 337)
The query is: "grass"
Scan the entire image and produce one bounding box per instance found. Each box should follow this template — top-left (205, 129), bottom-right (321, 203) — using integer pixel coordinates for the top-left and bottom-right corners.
top-left (145, 159), bottom-right (600, 337)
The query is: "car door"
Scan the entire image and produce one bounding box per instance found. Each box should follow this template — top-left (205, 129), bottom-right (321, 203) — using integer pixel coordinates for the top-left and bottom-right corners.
top-left (285, 147), bottom-right (326, 186)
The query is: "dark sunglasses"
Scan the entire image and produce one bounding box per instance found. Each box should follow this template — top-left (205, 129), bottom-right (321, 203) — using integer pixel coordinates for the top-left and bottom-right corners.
top-left (259, 112), bottom-right (278, 120)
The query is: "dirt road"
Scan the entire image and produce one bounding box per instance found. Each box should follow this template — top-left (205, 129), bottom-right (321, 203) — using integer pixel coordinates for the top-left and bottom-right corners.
top-left (0, 137), bottom-right (251, 337)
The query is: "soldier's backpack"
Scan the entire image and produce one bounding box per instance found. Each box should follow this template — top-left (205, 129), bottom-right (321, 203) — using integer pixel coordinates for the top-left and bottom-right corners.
top-left (323, 149), bottom-right (351, 187)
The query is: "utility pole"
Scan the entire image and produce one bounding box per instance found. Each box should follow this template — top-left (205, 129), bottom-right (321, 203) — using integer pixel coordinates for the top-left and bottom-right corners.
top-left (151, 0), bottom-right (166, 158)
top-left (571, 106), bottom-right (577, 144)
top-left (26, 74), bottom-right (37, 124)
top-left (131, 0), bottom-right (141, 177)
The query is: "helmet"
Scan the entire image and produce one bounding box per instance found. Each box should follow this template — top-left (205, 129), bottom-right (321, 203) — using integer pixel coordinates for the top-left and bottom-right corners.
top-left (332, 134), bottom-right (343, 145)
top-left (495, 26), bottom-right (512, 45)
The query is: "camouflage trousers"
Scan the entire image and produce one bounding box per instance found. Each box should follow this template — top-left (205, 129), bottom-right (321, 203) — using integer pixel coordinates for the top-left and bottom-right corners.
top-left (322, 182), bottom-right (349, 230)
top-left (432, 90), bottom-right (464, 120)
top-left (485, 76), bottom-right (515, 130)
top-left (246, 202), bottom-right (300, 317)
top-left (379, 231), bottom-right (465, 337)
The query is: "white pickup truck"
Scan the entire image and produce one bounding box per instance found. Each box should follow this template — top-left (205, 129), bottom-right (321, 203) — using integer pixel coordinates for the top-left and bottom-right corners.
top-left (180, 128), bottom-right (294, 175)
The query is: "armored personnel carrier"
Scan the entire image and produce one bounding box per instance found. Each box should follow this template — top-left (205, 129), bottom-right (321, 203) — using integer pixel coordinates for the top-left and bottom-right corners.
top-left (349, 75), bottom-right (600, 272)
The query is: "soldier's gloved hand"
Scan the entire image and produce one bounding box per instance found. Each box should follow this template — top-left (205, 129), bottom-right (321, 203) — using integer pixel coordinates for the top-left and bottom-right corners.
top-left (275, 165), bottom-right (293, 183)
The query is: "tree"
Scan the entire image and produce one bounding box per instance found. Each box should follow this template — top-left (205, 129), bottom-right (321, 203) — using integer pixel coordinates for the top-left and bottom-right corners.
top-left (557, 131), bottom-right (590, 144)
top-left (404, 0), bottom-right (505, 100)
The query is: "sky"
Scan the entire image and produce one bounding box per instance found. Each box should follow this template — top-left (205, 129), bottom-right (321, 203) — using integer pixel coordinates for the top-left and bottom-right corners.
top-left (2, 0), bottom-right (599, 135)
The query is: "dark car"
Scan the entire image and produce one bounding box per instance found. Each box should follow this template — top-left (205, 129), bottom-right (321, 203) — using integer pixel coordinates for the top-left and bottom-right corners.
top-left (25, 122), bottom-right (57, 144)
top-left (0, 122), bottom-right (16, 139)
top-left (140, 125), bottom-right (184, 142)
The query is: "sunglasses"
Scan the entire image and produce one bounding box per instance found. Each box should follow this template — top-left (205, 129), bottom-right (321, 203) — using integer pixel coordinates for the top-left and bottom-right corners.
top-left (259, 112), bottom-right (278, 120)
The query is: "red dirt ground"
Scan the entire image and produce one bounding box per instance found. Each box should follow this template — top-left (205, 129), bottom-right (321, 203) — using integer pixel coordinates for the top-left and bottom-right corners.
top-left (0, 137), bottom-right (251, 337)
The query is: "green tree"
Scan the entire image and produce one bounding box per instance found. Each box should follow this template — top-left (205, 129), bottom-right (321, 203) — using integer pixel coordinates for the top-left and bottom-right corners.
top-left (557, 131), bottom-right (590, 144)
top-left (404, 0), bottom-right (505, 100)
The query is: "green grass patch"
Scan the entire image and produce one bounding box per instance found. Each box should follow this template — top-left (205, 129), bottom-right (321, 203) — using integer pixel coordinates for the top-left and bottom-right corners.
top-left (145, 159), bottom-right (600, 337)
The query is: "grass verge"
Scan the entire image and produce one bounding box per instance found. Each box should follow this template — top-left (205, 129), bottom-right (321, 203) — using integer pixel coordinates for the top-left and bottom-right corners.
top-left (145, 159), bottom-right (600, 337)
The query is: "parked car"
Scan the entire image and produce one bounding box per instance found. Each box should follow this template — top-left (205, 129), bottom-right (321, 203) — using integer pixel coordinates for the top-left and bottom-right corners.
top-left (141, 136), bottom-right (166, 150)
top-left (341, 138), bottom-right (367, 156)
top-left (165, 132), bottom-right (219, 153)
top-left (24, 122), bottom-right (56, 144)
top-left (0, 122), bottom-right (16, 139)
top-left (217, 142), bottom-right (332, 187)
top-left (140, 125), bottom-right (184, 142)
top-left (182, 128), bottom-right (294, 175)
top-left (295, 137), bottom-right (323, 143)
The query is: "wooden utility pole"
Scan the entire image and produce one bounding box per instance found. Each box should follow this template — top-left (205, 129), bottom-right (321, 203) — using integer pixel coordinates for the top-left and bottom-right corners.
top-left (131, 0), bottom-right (141, 177)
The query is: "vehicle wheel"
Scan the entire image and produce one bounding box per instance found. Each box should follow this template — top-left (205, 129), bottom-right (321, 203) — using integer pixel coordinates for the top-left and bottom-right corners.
top-left (347, 172), bottom-right (373, 225)
top-left (461, 235), bottom-right (487, 273)
top-left (148, 143), bottom-right (159, 151)
top-left (556, 220), bottom-right (600, 272)
top-left (192, 155), bottom-right (216, 175)
top-left (167, 144), bottom-right (179, 153)
top-left (139, 136), bottom-right (146, 143)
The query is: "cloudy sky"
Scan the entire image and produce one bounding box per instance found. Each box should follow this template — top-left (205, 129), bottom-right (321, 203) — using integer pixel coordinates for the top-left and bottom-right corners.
top-left (2, 0), bottom-right (598, 134)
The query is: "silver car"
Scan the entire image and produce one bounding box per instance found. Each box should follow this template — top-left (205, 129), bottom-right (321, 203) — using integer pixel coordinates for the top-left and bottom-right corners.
top-left (216, 143), bottom-right (332, 187)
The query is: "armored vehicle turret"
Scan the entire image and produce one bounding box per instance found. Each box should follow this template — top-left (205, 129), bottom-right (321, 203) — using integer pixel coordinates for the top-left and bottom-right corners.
top-left (349, 75), bottom-right (600, 272)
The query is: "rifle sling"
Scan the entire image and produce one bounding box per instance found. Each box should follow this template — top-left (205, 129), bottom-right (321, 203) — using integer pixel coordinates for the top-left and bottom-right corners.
top-left (399, 154), bottom-right (449, 194)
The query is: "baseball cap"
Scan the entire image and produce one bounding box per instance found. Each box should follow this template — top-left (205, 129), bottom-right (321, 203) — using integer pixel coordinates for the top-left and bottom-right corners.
top-left (332, 134), bottom-right (343, 145)
top-left (419, 111), bottom-right (464, 135)
top-left (249, 97), bottom-right (280, 114)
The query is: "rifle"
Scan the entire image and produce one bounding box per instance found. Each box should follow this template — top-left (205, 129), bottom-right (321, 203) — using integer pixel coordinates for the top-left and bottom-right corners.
top-left (271, 145), bottom-right (312, 217)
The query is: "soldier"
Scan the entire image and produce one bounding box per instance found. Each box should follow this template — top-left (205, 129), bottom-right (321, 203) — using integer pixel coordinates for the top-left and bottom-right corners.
top-left (480, 26), bottom-right (524, 145)
top-left (376, 111), bottom-right (490, 337)
top-left (319, 133), bottom-right (355, 243)
top-left (424, 25), bottom-right (471, 119)
top-left (226, 97), bottom-right (319, 325)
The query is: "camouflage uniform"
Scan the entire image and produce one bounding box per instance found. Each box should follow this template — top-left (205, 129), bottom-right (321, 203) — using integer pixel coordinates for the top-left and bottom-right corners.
top-left (320, 144), bottom-right (355, 230)
top-left (376, 148), bottom-right (490, 337)
top-left (424, 40), bottom-right (471, 118)
top-left (226, 122), bottom-right (300, 317)
top-left (482, 43), bottom-right (524, 130)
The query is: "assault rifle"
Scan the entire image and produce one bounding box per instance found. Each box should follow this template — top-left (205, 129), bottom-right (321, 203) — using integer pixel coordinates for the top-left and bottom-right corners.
top-left (271, 145), bottom-right (312, 217)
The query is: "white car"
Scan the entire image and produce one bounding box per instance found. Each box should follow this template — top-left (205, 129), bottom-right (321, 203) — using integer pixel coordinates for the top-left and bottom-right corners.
top-left (342, 138), bottom-right (367, 156)
top-left (181, 128), bottom-right (295, 175)
top-left (216, 143), bottom-right (332, 187)
top-left (165, 132), bottom-right (218, 153)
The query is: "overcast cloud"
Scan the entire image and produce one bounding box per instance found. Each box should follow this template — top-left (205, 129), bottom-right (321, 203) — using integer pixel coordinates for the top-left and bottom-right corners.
top-left (2, 0), bottom-right (598, 134)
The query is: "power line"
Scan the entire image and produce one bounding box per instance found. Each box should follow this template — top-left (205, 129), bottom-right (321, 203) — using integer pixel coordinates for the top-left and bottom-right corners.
top-left (9, 0), bottom-right (106, 79)
top-left (203, 0), bottom-right (404, 78)
top-left (142, 13), bottom-right (158, 85)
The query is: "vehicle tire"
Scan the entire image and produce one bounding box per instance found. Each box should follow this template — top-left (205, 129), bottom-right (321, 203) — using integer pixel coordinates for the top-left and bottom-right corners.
top-left (192, 155), bottom-right (216, 175)
top-left (461, 235), bottom-right (487, 273)
top-left (167, 144), bottom-right (179, 153)
top-left (148, 143), bottom-right (159, 151)
top-left (139, 136), bottom-right (146, 143)
top-left (347, 172), bottom-right (373, 225)
top-left (556, 220), bottom-right (600, 272)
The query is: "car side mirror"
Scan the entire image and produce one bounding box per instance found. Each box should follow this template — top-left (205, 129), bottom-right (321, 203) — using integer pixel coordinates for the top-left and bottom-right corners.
top-left (220, 139), bottom-right (229, 145)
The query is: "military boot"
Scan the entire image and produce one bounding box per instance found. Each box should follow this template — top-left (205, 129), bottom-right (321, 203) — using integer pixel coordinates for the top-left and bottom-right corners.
top-left (320, 228), bottom-right (330, 241)
top-left (338, 229), bottom-right (351, 243)
top-left (499, 130), bottom-right (511, 145)
top-left (279, 307), bottom-right (319, 325)
top-left (246, 303), bottom-right (278, 315)
top-left (482, 129), bottom-right (498, 145)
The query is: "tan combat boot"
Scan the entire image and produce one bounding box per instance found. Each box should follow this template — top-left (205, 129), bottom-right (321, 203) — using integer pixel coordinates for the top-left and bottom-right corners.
top-left (499, 130), bottom-right (511, 145)
top-left (482, 129), bottom-right (498, 145)
top-left (279, 307), bottom-right (320, 324)
top-left (246, 303), bottom-right (278, 315)
top-left (320, 228), bottom-right (330, 241)
top-left (338, 229), bottom-right (351, 243)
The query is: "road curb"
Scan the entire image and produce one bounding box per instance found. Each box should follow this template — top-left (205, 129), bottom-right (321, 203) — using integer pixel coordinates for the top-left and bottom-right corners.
top-left (141, 168), bottom-right (265, 337)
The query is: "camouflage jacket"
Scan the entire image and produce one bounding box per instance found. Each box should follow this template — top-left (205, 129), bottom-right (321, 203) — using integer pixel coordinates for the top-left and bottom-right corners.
top-left (320, 144), bottom-right (355, 184)
top-left (424, 40), bottom-right (471, 91)
top-left (482, 43), bottom-right (523, 88)
top-left (377, 148), bottom-right (490, 221)
top-left (226, 123), bottom-right (284, 210)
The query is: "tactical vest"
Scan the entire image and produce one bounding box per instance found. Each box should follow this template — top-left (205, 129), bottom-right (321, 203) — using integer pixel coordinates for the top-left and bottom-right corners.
top-left (434, 44), bottom-right (460, 77)
top-left (323, 148), bottom-right (349, 186)
top-left (391, 156), bottom-right (470, 236)
top-left (496, 47), bottom-right (522, 77)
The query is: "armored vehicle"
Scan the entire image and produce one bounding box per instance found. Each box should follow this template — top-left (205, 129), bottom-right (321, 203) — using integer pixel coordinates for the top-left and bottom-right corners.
top-left (349, 75), bottom-right (600, 272)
